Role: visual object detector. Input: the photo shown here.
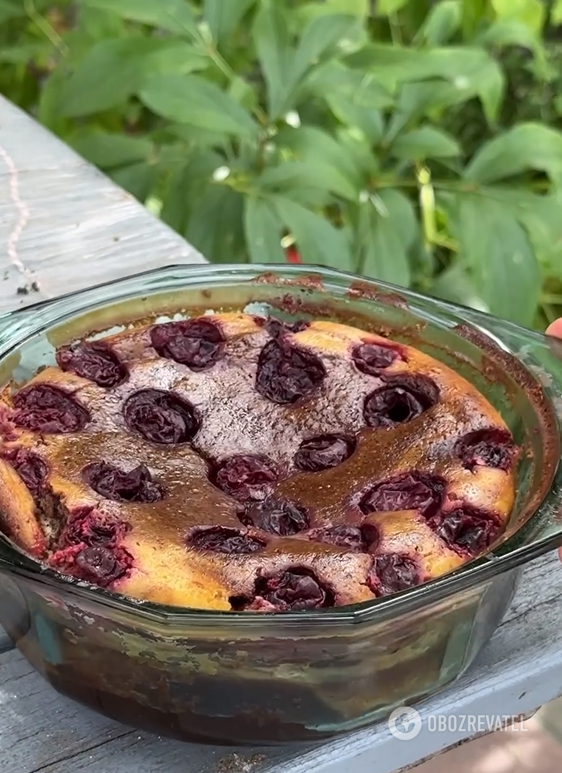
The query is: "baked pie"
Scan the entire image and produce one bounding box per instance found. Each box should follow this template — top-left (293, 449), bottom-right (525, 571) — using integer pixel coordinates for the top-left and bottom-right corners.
top-left (0, 313), bottom-right (518, 612)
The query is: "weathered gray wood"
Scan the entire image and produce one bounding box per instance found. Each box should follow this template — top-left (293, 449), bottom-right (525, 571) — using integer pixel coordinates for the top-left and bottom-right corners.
top-left (1, 551), bottom-right (562, 773)
top-left (0, 95), bottom-right (205, 313)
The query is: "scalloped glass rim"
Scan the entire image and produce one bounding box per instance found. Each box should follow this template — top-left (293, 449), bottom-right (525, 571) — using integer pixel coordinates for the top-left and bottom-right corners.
top-left (0, 262), bottom-right (560, 628)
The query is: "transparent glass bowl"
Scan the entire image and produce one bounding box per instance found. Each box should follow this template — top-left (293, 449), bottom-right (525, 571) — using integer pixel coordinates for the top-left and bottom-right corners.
top-left (0, 264), bottom-right (561, 745)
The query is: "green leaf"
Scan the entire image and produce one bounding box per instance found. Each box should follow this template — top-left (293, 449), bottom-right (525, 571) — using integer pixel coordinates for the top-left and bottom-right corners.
top-left (443, 184), bottom-right (537, 208)
top-left (271, 196), bottom-right (353, 270)
top-left (553, 0), bottom-right (562, 25)
top-left (464, 123), bottom-right (562, 186)
top-left (298, 0), bottom-right (369, 18)
top-left (453, 195), bottom-right (540, 325)
top-left (429, 262), bottom-right (484, 311)
top-left (166, 122), bottom-right (230, 147)
top-left (244, 196), bottom-right (286, 264)
top-left (229, 77), bottom-right (258, 112)
top-left (309, 62), bottom-right (393, 109)
top-left (478, 19), bottom-right (539, 49)
top-left (346, 43), bottom-right (490, 82)
top-left (359, 190), bottom-right (416, 287)
top-left (139, 74), bottom-right (259, 137)
top-left (491, 0), bottom-right (545, 35)
top-left (336, 129), bottom-right (379, 176)
top-left (253, 163), bottom-right (332, 208)
top-left (156, 144), bottom-right (189, 172)
top-left (37, 69), bottom-right (68, 132)
top-left (375, 0), bottom-right (409, 14)
top-left (252, 0), bottom-right (291, 119)
top-left (58, 39), bottom-right (141, 117)
top-left (0, 43), bottom-right (50, 64)
top-left (111, 162), bottom-right (158, 202)
top-left (328, 0), bottom-right (368, 12)
top-left (392, 126), bottom-right (462, 160)
top-left (384, 81), bottom-right (449, 143)
top-left (161, 150), bottom-right (222, 234)
top-left (416, 1), bottom-right (462, 46)
top-left (517, 190), bottom-right (562, 275)
top-left (308, 62), bottom-right (391, 142)
top-left (78, 6), bottom-right (126, 38)
top-left (345, 44), bottom-right (505, 124)
top-left (256, 161), bottom-right (343, 204)
top-left (0, 0), bottom-right (25, 22)
top-left (461, 0), bottom-right (488, 37)
top-left (386, 72), bottom-right (508, 143)
top-left (58, 39), bottom-right (207, 117)
top-left (186, 186), bottom-right (247, 263)
top-left (276, 126), bottom-right (362, 201)
top-left (330, 97), bottom-right (385, 143)
top-left (295, 2), bottom-right (367, 51)
top-left (382, 189), bottom-right (419, 253)
top-left (143, 42), bottom-right (210, 75)
top-left (253, 5), bottom-right (356, 119)
top-left (292, 14), bottom-right (356, 83)
top-left (555, 94), bottom-right (562, 118)
top-left (79, 0), bottom-right (199, 36)
top-left (161, 164), bottom-right (192, 236)
top-left (69, 132), bottom-right (153, 169)
top-left (257, 161), bottom-right (325, 188)
top-left (203, 0), bottom-right (255, 44)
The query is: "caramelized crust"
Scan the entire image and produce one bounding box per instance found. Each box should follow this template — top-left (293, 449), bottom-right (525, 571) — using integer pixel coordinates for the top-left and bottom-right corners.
top-left (0, 313), bottom-right (518, 611)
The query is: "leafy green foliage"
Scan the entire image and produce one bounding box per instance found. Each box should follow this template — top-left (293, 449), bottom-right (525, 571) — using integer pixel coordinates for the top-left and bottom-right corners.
top-left (139, 74), bottom-right (260, 136)
top-left (5, 0), bottom-right (562, 328)
top-left (451, 193), bottom-right (541, 323)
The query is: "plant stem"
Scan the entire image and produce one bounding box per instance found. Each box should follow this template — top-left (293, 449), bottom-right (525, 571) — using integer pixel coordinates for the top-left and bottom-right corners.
top-left (24, 0), bottom-right (69, 57)
top-left (371, 177), bottom-right (509, 198)
top-left (431, 235), bottom-right (459, 252)
top-left (540, 293), bottom-right (562, 305)
top-left (206, 46), bottom-right (269, 125)
top-left (206, 46), bottom-right (237, 82)
top-left (165, 9), bottom-right (270, 126)
top-left (388, 13), bottom-right (403, 45)
top-left (541, 303), bottom-right (558, 324)
top-left (417, 164), bottom-right (437, 251)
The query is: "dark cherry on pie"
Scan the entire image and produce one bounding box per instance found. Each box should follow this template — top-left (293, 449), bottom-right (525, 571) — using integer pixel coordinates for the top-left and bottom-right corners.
top-left (0, 313), bottom-right (518, 612)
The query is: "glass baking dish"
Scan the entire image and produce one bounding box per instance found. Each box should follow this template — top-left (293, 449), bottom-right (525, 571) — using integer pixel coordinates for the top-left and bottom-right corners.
top-left (0, 263), bottom-right (561, 746)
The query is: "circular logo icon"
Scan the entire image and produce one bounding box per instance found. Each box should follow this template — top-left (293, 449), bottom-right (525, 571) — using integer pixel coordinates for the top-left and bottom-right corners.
top-left (388, 706), bottom-right (422, 740)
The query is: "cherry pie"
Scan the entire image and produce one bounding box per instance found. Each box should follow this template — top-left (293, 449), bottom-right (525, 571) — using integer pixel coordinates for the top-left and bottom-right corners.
top-left (0, 313), bottom-right (518, 612)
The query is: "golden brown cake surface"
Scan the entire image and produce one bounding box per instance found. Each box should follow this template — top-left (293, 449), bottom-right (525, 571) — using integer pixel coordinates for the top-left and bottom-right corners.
top-left (0, 313), bottom-right (518, 611)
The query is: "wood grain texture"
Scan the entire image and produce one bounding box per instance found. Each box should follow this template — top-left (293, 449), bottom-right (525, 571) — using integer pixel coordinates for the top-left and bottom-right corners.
top-left (0, 96), bottom-right (205, 313)
top-left (1, 552), bottom-right (562, 773)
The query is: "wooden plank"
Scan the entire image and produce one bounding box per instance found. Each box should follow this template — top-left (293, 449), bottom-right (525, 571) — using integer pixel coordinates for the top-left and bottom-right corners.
top-left (0, 96), bottom-right (205, 314)
top-left (2, 551), bottom-right (562, 773)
